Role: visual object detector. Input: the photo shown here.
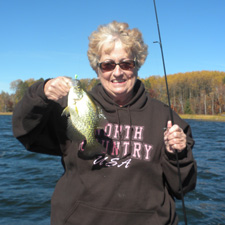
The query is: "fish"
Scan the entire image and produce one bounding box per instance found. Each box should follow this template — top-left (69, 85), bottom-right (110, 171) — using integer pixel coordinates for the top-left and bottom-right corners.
top-left (62, 78), bottom-right (107, 158)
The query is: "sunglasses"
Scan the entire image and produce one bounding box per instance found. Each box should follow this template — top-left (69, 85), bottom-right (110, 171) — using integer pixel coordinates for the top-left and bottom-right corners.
top-left (97, 60), bottom-right (136, 72)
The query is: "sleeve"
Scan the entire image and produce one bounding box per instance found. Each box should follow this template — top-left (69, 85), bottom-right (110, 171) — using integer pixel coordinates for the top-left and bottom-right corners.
top-left (12, 80), bottom-right (67, 156)
top-left (161, 113), bottom-right (197, 199)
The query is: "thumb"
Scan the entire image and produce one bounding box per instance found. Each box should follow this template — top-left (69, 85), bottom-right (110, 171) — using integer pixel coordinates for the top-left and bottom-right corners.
top-left (167, 120), bottom-right (172, 129)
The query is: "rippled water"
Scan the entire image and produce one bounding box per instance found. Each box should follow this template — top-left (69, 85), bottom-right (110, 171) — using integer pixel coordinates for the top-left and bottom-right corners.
top-left (0, 116), bottom-right (225, 225)
top-left (176, 119), bottom-right (225, 225)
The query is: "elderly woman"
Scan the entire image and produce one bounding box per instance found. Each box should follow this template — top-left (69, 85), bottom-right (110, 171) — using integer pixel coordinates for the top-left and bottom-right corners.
top-left (13, 21), bottom-right (196, 225)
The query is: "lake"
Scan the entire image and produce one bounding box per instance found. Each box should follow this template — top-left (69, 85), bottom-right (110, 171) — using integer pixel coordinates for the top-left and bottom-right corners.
top-left (0, 115), bottom-right (224, 225)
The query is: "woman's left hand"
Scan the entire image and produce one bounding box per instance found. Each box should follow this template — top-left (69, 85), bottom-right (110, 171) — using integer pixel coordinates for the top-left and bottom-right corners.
top-left (164, 120), bottom-right (186, 153)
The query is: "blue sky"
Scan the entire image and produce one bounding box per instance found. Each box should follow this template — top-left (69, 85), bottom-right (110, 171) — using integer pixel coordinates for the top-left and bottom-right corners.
top-left (1, 0), bottom-right (225, 94)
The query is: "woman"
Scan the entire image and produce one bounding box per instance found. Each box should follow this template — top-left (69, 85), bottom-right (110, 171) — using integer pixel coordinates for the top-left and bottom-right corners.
top-left (13, 21), bottom-right (197, 225)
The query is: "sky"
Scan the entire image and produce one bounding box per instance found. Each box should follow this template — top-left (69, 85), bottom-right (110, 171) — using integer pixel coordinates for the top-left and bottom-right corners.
top-left (0, 0), bottom-right (225, 94)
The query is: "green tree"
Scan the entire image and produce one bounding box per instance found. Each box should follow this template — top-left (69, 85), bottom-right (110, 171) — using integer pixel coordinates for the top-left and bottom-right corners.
top-left (223, 77), bottom-right (225, 84)
top-left (0, 91), bottom-right (12, 112)
top-left (184, 99), bottom-right (192, 114)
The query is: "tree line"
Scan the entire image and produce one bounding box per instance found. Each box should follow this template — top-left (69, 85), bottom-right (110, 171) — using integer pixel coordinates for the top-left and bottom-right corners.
top-left (0, 70), bottom-right (225, 115)
top-left (140, 70), bottom-right (225, 115)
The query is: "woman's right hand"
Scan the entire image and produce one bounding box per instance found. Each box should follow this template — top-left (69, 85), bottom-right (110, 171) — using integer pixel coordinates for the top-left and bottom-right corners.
top-left (44, 76), bottom-right (72, 102)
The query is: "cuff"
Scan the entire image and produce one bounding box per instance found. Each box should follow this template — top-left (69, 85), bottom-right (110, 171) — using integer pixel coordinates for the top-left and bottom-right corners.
top-left (165, 147), bottom-right (188, 161)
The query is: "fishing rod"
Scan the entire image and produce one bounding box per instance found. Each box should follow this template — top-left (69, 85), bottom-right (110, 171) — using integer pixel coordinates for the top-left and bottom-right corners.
top-left (152, 0), bottom-right (188, 224)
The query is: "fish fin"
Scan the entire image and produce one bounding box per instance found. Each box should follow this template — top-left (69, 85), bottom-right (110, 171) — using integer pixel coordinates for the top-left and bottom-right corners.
top-left (96, 105), bottom-right (105, 118)
top-left (96, 105), bottom-right (108, 128)
top-left (79, 141), bottom-right (106, 159)
top-left (62, 107), bottom-right (70, 117)
top-left (73, 101), bottom-right (79, 115)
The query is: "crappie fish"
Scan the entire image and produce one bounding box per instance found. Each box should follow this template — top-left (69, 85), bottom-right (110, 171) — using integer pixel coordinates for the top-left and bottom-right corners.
top-left (62, 79), bottom-right (107, 158)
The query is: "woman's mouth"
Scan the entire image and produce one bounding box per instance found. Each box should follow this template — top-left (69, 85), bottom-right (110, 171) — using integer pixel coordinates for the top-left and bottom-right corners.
top-left (111, 79), bottom-right (126, 83)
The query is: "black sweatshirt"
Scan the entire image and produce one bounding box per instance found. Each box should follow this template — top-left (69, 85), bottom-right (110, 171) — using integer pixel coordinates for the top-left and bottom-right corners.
top-left (12, 79), bottom-right (197, 225)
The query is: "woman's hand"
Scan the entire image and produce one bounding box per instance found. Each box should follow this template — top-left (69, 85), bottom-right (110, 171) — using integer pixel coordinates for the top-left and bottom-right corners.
top-left (164, 120), bottom-right (186, 153)
top-left (44, 76), bottom-right (72, 102)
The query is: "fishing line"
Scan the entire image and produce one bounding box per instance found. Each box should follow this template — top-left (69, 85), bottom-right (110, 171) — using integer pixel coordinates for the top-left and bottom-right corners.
top-left (152, 0), bottom-right (188, 224)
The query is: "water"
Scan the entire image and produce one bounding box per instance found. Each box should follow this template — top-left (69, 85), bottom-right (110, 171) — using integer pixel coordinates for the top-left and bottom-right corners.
top-left (0, 116), bottom-right (225, 225)
top-left (0, 115), bottom-right (63, 225)
top-left (176, 120), bottom-right (225, 225)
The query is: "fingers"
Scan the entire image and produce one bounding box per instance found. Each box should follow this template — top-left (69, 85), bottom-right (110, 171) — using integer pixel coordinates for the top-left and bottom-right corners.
top-left (44, 77), bottom-right (72, 101)
top-left (164, 120), bottom-right (186, 153)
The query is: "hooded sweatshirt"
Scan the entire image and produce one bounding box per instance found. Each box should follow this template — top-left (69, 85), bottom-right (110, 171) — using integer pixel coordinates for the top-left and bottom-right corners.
top-left (12, 79), bottom-right (197, 225)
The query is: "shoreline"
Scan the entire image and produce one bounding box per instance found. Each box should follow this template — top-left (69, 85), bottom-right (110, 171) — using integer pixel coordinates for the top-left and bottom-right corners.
top-left (0, 112), bottom-right (13, 115)
top-left (180, 114), bottom-right (225, 122)
top-left (1, 112), bottom-right (225, 122)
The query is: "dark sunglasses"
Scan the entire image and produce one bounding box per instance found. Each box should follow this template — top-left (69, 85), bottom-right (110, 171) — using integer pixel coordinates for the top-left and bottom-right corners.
top-left (97, 60), bottom-right (136, 72)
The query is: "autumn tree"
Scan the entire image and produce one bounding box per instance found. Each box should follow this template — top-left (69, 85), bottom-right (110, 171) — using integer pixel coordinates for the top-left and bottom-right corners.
top-left (10, 78), bottom-right (44, 105)
top-left (146, 71), bottom-right (225, 114)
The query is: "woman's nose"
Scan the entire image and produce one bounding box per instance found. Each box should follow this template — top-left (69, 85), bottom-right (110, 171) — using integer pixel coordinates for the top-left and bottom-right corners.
top-left (113, 64), bottom-right (123, 76)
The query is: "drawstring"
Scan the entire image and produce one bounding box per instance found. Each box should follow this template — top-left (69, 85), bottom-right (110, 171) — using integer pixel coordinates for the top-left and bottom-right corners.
top-left (115, 106), bottom-right (132, 159)
top-left (115, 108), bottom-right (122, 157)
top-left (127, 106), bottom-right (133, 156)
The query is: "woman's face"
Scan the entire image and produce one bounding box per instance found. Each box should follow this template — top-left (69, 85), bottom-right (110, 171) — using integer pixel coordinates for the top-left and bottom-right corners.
top-left (97, 41), bottom-right (138, 106)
